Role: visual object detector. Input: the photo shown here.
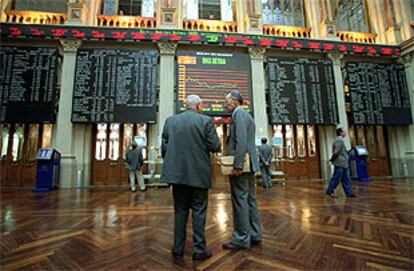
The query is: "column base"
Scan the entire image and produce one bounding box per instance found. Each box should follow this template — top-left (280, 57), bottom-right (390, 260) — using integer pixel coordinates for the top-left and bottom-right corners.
top-left (59, 155), bottom-right (76, 188)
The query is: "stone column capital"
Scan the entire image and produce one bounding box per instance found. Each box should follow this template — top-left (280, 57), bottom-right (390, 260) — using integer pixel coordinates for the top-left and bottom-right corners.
top-left (327, 52), bottom-right (344, 64)
top-left (398, 54), bottom-right (413, 66)
top-left (248, 46), bottom-right (266, 60)
top-left (60, 39), bottom-right (82, 53)
top-left (157, 41), bottom-right (177, 55)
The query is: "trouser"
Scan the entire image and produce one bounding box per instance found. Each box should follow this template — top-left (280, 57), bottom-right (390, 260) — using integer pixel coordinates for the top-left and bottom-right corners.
top-left (128, 170), bottom-right (146, 191)
top-left (326, 166), bottom-right (354, 196)
top-left (229, 173), bottom-right (262, 248)
top-left (172, 184), bottom-right (209, 254)
top-left (260, 165), bottom-right (272, 188)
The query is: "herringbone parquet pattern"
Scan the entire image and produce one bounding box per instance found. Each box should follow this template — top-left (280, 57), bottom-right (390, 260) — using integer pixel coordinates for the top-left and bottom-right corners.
top-left (1, 179), bottom-right (413, 270)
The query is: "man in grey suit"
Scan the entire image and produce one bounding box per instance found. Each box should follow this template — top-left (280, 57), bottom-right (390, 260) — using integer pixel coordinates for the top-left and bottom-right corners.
top-left (161, 95), bottom-right (221, 261)
top-left (258, 137), bottom-right (273, 189)
top-left (326, 127), bottom-right (357, 198)
top-left (222, 91), bottom-right (262, 250)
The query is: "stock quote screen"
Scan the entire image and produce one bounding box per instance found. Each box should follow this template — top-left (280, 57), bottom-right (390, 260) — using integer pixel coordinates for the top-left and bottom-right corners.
top-left (176, 51), bottom-right (252, 116)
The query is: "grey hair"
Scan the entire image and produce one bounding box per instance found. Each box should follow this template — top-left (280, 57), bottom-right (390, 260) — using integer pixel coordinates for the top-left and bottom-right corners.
top-left (185, 94), bottom-right (202, 106)
top-left (226, 91), bottom-right (244, 105)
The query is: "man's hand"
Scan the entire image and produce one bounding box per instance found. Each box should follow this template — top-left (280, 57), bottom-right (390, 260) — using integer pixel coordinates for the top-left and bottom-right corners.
top-left (231, 168), bottom-right (242, 176)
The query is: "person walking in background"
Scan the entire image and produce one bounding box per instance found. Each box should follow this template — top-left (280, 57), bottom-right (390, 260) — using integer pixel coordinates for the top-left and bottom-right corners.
top-left (326, 127), bottom-right (357, 198)
top-left (258, 137), bottom-right (273, 189)
top-left (222, 91), bottom-right (262, 251)
top-left (125, 142), bottom-right (146, 192)
top-left (161, 95), bottom-right (221, 262)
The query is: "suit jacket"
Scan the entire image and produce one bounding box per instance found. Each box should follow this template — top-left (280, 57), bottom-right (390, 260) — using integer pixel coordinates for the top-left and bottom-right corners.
top-left (226, 107), bottom-right (259, 173)
top-left (258, 143), bottom-right (273, 167)
top-left (161, 109), bottom-right (221, 189)
top-left (125, 148), bottom-right (144, 170)
top-left (331, 136), bottom-right (349, 168)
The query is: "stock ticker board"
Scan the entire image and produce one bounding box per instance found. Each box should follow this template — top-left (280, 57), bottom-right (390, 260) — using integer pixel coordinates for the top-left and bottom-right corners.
top-left (72, 48), bottom-right (158, 123)
top-left (176, 51), bottom-right (252, 116)
top-left (267, 57), bottom-right (338, 125)
top-left (344, 62), bottom-right (412, 125)
top-left (0, 46), bottom-right (58, 123)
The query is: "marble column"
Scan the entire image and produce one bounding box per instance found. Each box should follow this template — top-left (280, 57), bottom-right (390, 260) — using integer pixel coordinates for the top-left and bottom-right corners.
top-left (318, 0), bottom-right (338, 40)
top-left (328, 53), bottom-right (350, 149)
top-left (0, 0), bottom-right (12, 22)
top-left (401, 53), bottom-right (414, 176)
top-left (248, 46), bottom-right (269, 140)
top-left (56, 39), bottom-right (82, 188)
top-left (304, 0), bottom-right (321, 38)
top-left (156, 41), bottom-right (177, 146)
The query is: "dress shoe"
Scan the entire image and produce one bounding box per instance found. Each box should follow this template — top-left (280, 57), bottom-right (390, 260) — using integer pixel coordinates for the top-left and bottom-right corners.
top-left (131, 188), bottom-right (137, 192)
top-left (347, 194), bottom-right (357, 198)
top-left (222, 242), bottom-right (245, 251)
top-left (326, 193), bottom-right (336, 198)
top-left (192, 250), bottom-right (212, 261)
top-left (251, 240), bottom-right (262, 246)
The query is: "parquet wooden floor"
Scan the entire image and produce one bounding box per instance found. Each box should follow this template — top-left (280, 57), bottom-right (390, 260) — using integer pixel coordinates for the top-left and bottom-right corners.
top-left (1, 178), bottom-right (413, 270)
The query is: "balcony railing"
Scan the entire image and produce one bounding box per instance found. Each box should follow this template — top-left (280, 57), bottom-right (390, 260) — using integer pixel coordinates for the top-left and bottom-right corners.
top-left (337, 30), bottom-right (377, 44)
top-left (4, 10), bottom-right (67, 24)
top-left (183, 19), bottom-right (238, 33)
top-left (263, 24), bottom-right (311, 38)
top-left (97, 15), bottom-right (156, 28)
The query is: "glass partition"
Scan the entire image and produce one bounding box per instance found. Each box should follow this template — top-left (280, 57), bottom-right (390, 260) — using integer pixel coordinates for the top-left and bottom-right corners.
top-left (1, 125), bottom-right (10, 160)
top-left (123, 124), bottom-right (134, 158)
top-left (12, 124), bottom-right (25, 161)
top-left (26, 124), bottom-right (39, 161)
top-left (285, 125), bottom-right (295, 158)
top-left (136, 124), bottom-right (148, 159)
top-left (307, 125), bottom-right (316, 157)
top-left (41, 124), bottom-right (53, 148)
top-left (262, 0), bottom-right (305, 26)
top-left (109, 124), bottom-right (120, 161)
top-left (95, 124), bottom-right (107, 161)
top-left (297, 125), bottom-right (306, 157)
top-left (273, 125), bottom-right (284, 159)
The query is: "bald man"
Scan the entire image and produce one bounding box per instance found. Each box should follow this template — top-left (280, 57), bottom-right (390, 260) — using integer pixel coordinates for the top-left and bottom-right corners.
top-left (222, 91), bottom-right (262, 251)
top-left (161, 95), bottom-right (221, 261)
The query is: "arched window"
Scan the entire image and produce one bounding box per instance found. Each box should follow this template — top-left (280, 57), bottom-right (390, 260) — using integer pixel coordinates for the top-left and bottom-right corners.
top-left (334, 0), bottom-right (369, 32)
top-left (199, 0), bottom-right (221, 20)
top-left (185, 0), bottom-right (234, 21)
top-left (261, 0), bottom-right (305, 26)
top-left (12, 0), bottom-right (67, 12)
top-left (103, 0), bottom-right (156, 17)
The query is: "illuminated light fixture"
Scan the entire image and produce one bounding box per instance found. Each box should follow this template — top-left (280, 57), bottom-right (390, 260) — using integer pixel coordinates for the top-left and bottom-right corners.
top-left (263, 24), bottom-right (311, 38)
top-left (5, 10), bottom-right (67, 25)
top-left (336, 30), bottom-right (377, 44)
top-left (182, 19), bottom-right (238, 33)
top-left (97, 14), bottom-right (156, 28)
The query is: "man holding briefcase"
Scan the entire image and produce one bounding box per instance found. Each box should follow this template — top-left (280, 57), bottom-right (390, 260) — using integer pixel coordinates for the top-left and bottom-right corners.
top-left (222, 91), bottom-right (262, 250)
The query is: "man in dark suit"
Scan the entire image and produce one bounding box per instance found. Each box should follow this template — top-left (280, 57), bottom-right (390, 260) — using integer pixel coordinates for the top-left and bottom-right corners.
top-left (161, 95), bottom-right (221, 261)
top-left (326, 127), bottom-right (357, 198)
top-left (258, 137), bottom-right (273, 189)
top-left (125, 142), bottom-right (146, 192)
top-left (222, 91), bottom-right (262, 250)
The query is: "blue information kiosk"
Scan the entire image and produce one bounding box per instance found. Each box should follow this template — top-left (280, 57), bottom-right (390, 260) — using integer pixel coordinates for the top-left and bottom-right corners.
top-left (33, 148), bottom-right (61, 192)
top-left (349, 146), bottom-right (371, 182)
